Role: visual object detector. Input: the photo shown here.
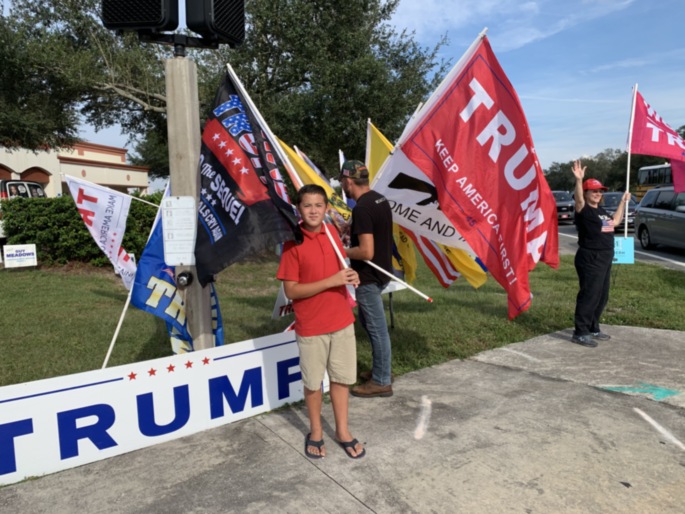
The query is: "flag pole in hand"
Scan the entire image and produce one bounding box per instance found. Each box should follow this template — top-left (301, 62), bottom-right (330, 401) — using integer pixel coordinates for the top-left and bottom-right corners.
top-left (363, 259), bottom-right (433, 303)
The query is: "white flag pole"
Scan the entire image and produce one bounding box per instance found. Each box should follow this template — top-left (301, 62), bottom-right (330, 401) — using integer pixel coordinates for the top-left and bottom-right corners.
top-left (325, 221), bottom-right (432, 303)
top-left (225, 64), bottom-right (352, 271)
top-left (61, 174), bottom-right (160, 207)
top-left (363, 259), bottom-right (433, 303)
top-left (322, 222), bottom-right (351, 270)
top-left (225, 63), bottom-right (307, 200)
top-left (399, 28), bottom-right (488, 142)
top-left (624, 84), bottom-right (639, 237)
top-left (372, 28), bottom-right (488, 189)
top-left (102, 289), bottom-right (133, 369)
top-left (102, 182), bottom-right (169, 368)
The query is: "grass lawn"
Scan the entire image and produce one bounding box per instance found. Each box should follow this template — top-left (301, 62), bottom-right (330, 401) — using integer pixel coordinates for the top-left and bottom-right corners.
top-left (1, 255), bottom-right (684, 387)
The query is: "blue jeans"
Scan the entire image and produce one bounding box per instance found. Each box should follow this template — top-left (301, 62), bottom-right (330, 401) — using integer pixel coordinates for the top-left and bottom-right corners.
top-left (356, 283), bottom-right (392, 386)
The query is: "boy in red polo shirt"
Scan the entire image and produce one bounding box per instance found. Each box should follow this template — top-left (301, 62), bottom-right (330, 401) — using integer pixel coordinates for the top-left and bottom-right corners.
top-left (277, 184), bottom-right (366, 459)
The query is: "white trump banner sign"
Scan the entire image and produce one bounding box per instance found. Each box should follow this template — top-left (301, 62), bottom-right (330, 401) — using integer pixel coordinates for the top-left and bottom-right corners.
top-left (0, 331), bottom-right (320, 486)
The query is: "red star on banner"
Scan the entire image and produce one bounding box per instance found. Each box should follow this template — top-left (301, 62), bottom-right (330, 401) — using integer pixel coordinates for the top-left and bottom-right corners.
top-left (148, 368), bottom-right (157, 376)
top-left (185, 360), bottom-right (193, 369)
top-left (167, 364), bottom-right (175, 373)
top-left (202, 357), bottom-right (210, 365)
top-left (128, 372), bottom-right (137, 380)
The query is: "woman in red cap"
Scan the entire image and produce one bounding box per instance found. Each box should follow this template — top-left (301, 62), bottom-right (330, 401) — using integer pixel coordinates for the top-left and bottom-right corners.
top-left (570, 160), bottom-right (631, 348)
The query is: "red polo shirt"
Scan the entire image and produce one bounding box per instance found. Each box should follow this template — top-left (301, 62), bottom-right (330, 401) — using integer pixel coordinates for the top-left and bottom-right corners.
top-left (276, 223), bottom-right (355, 337)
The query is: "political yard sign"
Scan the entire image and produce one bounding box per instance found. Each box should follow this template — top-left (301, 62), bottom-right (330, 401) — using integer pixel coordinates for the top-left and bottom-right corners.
top-left (2, 244), bottom-right (38, 268)
top-left (0, 332), bottom-right (320, 486)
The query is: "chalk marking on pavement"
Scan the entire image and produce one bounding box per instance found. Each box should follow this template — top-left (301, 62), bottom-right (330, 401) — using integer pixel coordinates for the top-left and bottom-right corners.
top-left (559, 232), bottom-right (685, 268)
top-left (600, 382), bottom-right (680, 401)
top-left (414, 395), bottom-right (432, 440)
top-left (637, 361), bottom-right (685, 373)
top-left (500, 348), bottom-right (541, 362)
top-left (634, 407), bottom-right (685, 451)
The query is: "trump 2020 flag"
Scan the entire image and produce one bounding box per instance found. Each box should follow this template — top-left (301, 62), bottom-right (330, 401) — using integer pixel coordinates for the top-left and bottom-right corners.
top-left (630, 90), bottom-right (685, 193)
top-left (132, 187), bottom-right (224, 353)
top-left (65, 175), bottom-right (137, 289)
top-left (373, 32), bottom-right (558, 319)
top-left (195, 70), bottom-right (301, 286)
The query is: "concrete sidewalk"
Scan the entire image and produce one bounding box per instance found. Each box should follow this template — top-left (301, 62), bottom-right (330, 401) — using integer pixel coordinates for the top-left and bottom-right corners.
top-left (2, 325), bottom-right (684, 513)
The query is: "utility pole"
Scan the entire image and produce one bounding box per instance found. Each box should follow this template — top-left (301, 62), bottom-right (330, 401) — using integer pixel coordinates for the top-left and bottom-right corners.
top-left (100, 0), bottom-right (246, 350)
top-left (165, 53), bottom-right (213, 350)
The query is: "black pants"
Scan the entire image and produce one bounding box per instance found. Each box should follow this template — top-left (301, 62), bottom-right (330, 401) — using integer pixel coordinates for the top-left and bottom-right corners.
top-left (574, 247), bottom-right (613, 336)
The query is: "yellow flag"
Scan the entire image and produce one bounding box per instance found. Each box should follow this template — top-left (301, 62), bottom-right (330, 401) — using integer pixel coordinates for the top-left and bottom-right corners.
top-left (393, 224), bottom-right (417, 284)
top-left (366, 120), bottom-right (394, 181)
top-left (438, 243), bottom-right (487, 289)
top-left (276, 137), bottom-right (352, 224)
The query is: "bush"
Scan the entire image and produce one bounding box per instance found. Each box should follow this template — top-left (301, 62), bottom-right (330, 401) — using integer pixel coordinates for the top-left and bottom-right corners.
top-left (2, 192), bottom-right (160, 266)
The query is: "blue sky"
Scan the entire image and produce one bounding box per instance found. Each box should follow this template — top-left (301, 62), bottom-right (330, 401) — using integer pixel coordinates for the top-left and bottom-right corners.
top-left (82, 0), bottom-right (685, 171)
top-left (389, 0), bottom-right (685, 169)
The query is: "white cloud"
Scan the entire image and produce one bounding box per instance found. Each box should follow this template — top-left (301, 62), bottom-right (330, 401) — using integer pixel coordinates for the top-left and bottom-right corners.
top-left (391, 0), bottom-right (636, 51)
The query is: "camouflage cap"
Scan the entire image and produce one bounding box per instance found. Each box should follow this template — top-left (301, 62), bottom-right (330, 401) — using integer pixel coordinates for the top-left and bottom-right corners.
top-left (339, 160), bottom-right (369, 180)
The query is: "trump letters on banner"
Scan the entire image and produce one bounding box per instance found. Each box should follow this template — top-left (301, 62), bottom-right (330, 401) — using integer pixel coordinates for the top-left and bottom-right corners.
top-left (373, 33), bottom-right (558, 319)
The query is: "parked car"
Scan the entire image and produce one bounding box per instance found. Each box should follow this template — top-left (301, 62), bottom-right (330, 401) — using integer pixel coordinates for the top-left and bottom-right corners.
top-left (552, 190), bottom-right (575, 223)
top-left (0, 180), bottom-right (48, 240)
top-left (602, 192), bottom-right (638, 231)
top-left (634, 185), bottom-right (685, 250)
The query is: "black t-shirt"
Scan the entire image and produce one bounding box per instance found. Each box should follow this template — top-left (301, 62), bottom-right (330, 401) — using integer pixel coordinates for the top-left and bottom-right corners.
top-left (350, 190), bottom-right (393, 285)
top-left (574, 204), bottom-right (615, 251)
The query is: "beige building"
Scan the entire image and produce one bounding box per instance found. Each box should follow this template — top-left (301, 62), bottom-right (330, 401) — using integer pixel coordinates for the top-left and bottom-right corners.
top-left (0, 142), bottom-right (149, 197)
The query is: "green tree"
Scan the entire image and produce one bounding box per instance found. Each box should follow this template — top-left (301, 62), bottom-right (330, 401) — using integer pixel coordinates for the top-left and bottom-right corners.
top-left (3, 0), bottom-right (175, 153)
top-left (543, 161), bottom-right (574, 191)
top-left (0, 15), bottom-right (84, 149)
top-left (4, 0), bottom-right (446, 178)
top-left (544, 150), bottom-right (667, 193)
top-left (229, 0), bottom-right (449, 175)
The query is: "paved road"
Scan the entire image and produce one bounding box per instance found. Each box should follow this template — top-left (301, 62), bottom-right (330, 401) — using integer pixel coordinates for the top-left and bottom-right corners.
top-left (557, 223), bottom-right (685, 271)
top-left (1, 326), bottom-right (684, 513)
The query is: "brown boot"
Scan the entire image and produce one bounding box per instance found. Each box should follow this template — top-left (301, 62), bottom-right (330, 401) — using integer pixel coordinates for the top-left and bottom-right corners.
top-left (351, 380), bottom-right (393, 398)
top-left (359, 370), bottom-right (395, 383)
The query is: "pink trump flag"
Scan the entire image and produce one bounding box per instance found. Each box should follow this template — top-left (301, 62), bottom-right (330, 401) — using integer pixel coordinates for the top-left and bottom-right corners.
top-left (630, 91), bottom-right (685, 193)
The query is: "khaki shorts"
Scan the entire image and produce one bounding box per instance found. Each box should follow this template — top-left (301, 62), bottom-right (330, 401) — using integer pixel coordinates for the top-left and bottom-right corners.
top-left (296, 324), bottom-right (357, 391)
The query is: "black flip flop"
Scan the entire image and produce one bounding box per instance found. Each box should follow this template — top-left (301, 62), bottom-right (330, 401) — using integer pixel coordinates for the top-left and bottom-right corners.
top-left (337, 438), bottom-right (366, 459)
top-left (304, 433), bottom-right (325, 459)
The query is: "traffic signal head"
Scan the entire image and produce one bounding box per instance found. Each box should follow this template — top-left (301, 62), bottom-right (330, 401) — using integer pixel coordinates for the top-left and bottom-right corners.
top-left (186, 0), bottom-right (245, 46)
top-left (101, 0), bottom-right (179, 32)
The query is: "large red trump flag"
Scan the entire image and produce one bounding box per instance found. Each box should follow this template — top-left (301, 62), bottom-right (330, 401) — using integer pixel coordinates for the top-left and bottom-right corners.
top-left (374, 33), bottom-right (558, 319)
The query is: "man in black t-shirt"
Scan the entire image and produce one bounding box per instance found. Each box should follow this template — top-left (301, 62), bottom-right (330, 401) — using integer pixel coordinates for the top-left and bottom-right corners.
top-left (340, 160), bottom-right (394, 398)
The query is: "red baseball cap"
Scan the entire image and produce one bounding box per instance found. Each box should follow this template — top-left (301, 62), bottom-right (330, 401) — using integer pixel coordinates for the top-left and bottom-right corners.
top-left (582, 178), bottom-right (608, 191)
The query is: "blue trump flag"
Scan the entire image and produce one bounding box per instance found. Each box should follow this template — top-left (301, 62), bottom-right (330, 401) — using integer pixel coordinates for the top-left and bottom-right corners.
top-left (132, 191), bottom-right (224, 353)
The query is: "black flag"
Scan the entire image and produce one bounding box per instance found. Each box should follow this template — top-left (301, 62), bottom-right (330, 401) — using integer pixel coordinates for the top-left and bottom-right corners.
top-left (194, 72), bottom-right (301, 286)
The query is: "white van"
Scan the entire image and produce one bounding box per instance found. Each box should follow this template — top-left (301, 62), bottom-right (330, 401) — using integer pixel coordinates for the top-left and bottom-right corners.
top-left (0, 180), bottom-right (48, 240)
